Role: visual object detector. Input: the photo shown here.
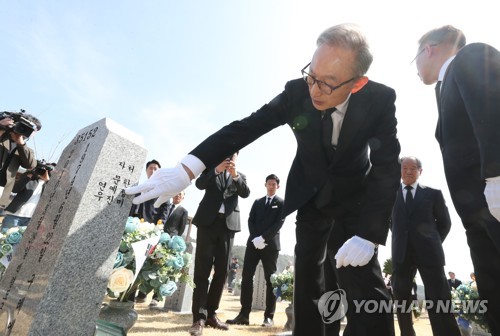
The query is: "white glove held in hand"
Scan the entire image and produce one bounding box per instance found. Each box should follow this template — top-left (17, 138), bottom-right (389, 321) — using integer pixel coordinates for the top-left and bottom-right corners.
top-left (335, 235), bottom-right (376, 268)
top-left (484, 177), bottom-right (500, 221)
top-left (252, 236), bottom-right (267, 249)
top-left (124, 163), bottom-right (191, 207)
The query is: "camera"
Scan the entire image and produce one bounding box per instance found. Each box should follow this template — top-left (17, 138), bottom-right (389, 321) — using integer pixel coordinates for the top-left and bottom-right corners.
top-left (0, 109), bottom-right (37, 138)
top-left (32, 159), bottom-right (56, 178)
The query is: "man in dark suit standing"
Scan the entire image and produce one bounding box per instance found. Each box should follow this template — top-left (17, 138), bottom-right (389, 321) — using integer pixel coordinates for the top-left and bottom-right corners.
top-left (391, 156), bottom-right (459, 336)
top-left (414, 25), bottom-right (500, 334)
top-left (226, 174), bottom-right (284, 328)
top-left (128, 159), bottom-right (170, 303)
top-left (447, 271), bottom-right (462, 290)
top-left (189, 152), bottom-right (250, 335)
top-left (126, 23), bottom-right (401, 336)
top-left (129, 159), bottom-right (170, 225)
top-left (163, 191), bottom-right (188, 236)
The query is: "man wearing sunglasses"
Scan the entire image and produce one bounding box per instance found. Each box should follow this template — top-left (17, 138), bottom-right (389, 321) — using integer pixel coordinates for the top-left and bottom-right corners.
top-left (126, 23), bottom-right (400, 336)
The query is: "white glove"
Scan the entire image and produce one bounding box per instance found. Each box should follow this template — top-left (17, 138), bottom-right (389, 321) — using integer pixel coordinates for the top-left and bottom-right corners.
top-left (484, 177), bottom-right (500, 221)
top-left (124, 163), bottom-right (191, 207)
top-left (252, 236), bottom-right (267, 249)
top-left (335, 235), bottom-right (376, 268)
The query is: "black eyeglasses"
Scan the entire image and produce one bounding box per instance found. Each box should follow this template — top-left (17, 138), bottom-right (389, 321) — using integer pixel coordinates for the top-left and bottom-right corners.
top-left (410, 44), bottom-right (438, 64)
top-left (301, 62), bottom-right (357, 95)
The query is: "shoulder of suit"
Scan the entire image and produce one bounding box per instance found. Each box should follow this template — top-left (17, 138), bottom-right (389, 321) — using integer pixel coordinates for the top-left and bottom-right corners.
top-left (418, 184), bottom-right (441, 192)
top-left (275, 196), bottom-right (284, 203)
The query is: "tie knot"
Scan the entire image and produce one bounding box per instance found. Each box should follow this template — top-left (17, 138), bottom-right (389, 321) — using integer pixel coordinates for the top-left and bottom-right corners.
top-left (323, 108), bottom-right (336, 118)
top-left (405, 185), bottom-right (413, 191)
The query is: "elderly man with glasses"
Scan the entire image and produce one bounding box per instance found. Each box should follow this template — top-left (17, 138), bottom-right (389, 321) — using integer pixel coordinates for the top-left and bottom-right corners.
top-left (126, 23), bottom-right (400, 336)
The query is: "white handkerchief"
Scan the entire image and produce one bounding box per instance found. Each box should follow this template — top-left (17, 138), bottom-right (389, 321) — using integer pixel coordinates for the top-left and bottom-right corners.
top-left (272, 205), bottom-right (278, 208)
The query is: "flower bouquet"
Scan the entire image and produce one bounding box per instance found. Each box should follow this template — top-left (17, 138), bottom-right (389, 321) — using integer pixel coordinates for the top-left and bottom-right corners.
top-left (0, 227), bottom-right (26, 279)
top-left (106, 217), bottom-right (192, 302)
top-left (451, 282), bottom-right (489, 332)
top-left (271, 268), bottom-right (294, 302)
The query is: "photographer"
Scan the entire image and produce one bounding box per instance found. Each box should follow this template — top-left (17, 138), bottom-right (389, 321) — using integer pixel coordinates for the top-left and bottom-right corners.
top-left (0, 111), bottom-right (41, 208)
top-left (0, 160), bottom-right (53, 232)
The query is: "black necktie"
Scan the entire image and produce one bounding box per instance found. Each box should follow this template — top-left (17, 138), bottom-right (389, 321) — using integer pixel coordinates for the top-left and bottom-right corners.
top-left (167, 204), bottom-right (175, 219)
top-left (265, 197), bottom-right (271, 207)
top-left (405, 185), bottom-right (414, 210)
top-left (321, 108), bottom-right (335, 162)
top-left (435, 81), bottom-right (442, 103)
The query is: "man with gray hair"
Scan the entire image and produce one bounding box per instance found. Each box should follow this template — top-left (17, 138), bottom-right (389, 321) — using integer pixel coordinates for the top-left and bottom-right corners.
top-left (127, 23), bottom-right (401, 336)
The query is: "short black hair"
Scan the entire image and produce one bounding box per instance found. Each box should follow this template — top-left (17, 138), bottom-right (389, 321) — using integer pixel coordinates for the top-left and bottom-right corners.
top-left (146, 159), bottom-right (161, 169)
top-left (265, 174), bottom-right (280, 185)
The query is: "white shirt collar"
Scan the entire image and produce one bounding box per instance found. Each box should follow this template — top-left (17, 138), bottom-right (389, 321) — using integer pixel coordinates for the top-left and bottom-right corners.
top-left (402, 182), bottom-right (418, 191)
top-left (438, 55), bottom-right (456, 82)
top-left (334, 93), bottom-right (351, 116)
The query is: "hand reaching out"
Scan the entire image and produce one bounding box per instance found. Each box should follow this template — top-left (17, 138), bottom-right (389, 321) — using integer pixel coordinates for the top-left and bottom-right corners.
top-left (125, 163), bottom-right (191, 207)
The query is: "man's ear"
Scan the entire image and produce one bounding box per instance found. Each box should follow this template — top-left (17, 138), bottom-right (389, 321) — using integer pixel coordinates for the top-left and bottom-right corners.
top-left (351, 76), bottom-right (369, 94)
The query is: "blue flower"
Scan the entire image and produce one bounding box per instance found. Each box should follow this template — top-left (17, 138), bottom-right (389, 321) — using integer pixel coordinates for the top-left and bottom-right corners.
top-left (124, 217), bottom-right (138, 233)
top-left (159, 232), bottom-right (171, 244)
top-left (159, 280), bottom-right (177, 296)
top-left (167, 254), bottom-right (185, 270)
top-left (114, 252), bottom-right (124, 268)
top-left (168, 236), bottom-right (186, 253)
top-left (6, 232), bottom-right (22, 244)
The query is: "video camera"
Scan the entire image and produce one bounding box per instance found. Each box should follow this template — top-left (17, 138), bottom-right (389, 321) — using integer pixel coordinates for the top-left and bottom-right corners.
top-left (0, 109), bottom-right (37, 138)
top-left (32, 159), bottom-right (56, 178)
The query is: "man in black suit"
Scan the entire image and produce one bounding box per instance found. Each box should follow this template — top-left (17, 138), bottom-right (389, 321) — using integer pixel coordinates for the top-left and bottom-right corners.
top-left (390, 156), bottom-right (459, 336)
top-left (226, 174), bottom-right (285, 328)
top-left (447, 271), bottom-right (462, 290)
top-left (148, 190), bottom-right (189, 307)
top-left (129, 159), bottom-right (170, 225)
top-left (126, 23), bottom-right (401, 336)
top-left (415, 25), bottom-right (500, 334)
top-left (128, 159), bottom-right (170, 303)
top-left (189, 152), bottom-right (250, 335)
top-left (163, 191), bottom-right (188, 236)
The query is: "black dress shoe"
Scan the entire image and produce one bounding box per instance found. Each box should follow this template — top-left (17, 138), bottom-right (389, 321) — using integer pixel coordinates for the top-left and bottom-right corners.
top-left (226, 314), bottom-right (250, 325)
top-left (189, 320), bottom-right (205, 336)
top-left (261, 317), bottom-right (274, 327)
top-left (206, 315), bottom-right (229, 330)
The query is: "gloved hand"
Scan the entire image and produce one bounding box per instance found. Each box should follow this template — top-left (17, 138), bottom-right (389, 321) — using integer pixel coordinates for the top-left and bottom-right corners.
top-left (125, 163), bottom-right (191, 207)
top-left (335, 235), bottom-right (376, 268)
top-left (484, 177), bottom-right (500, 221)
top-left (252, 236), bottom-right (267, 249)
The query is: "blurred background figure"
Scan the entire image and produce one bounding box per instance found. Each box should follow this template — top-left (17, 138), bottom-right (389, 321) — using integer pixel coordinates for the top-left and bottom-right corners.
top-left (0, 159), bottom-right (54, 232)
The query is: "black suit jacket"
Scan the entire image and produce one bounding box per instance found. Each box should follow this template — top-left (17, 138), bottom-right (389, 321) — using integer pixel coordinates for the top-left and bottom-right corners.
top-left (391, 184), bottom-right (452, 268)
top-left (437, 43), bottom-right (500, 226)
top-left (447, 278), bottom-right (462, 290)
top-left (190, 79), bottom-right (400, 244)
top-left (192, 169), bottom-right (250, 232)
top-left (246, 195), bottom-right (285, 251)
top-left (163, 204), bottom-right (188, 236)
top-left (129, 197), bottom-right (170, 224)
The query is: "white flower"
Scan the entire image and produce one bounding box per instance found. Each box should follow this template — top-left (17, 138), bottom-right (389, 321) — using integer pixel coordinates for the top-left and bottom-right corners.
top-left (108, 267), bottom-right (134, 295)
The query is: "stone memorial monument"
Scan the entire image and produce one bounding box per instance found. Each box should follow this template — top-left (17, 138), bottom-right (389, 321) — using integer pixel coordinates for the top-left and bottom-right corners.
top-left (251, 261), bottom-right (267, 310)
top-left (0, 118), bottom-right (147, 335)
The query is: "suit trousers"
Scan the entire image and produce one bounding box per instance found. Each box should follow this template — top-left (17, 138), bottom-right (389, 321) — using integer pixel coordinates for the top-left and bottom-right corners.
top-left (239, 245), bottom-right (279, 319)
top-left (464, 216), bottom-right (500, 335)
top-left (191, 216), bottom-right (235, 322)
top-left (294, 202), bottom-right (394, 336)
top-left (392, 247), bottom-right (460, 336)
